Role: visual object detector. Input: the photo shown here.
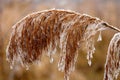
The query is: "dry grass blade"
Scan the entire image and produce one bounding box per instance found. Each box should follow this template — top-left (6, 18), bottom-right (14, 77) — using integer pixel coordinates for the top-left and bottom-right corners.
top-left (104, 33), bottom-right (120, 80)
top-left (6, 9), bottom-right (120, 80)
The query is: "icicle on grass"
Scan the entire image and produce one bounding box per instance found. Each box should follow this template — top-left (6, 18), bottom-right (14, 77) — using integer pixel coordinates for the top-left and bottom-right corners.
top-left (104, 33), bottom-right (120, 80)
top-left (83, 23), bottom-right (106, 66)
top-left (97, 31), bottom-right (102, 41)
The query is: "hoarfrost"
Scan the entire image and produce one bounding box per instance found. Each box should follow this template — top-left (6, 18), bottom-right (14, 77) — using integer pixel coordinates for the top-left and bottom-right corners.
top-left (83, 23), bottom-right (106, 66)
top-left (6, 9), bottom-right (119, 80)
top-left (58, 53), bottom-right (66, 72)
top-left (104, 33), bottom-right (120, 80)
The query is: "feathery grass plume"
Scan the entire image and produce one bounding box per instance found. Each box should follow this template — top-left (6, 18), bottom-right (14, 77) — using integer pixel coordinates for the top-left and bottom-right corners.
top-left (6, 9), bottom-right (120, 80)
top-left (104, 33), bottom-right (120, 80)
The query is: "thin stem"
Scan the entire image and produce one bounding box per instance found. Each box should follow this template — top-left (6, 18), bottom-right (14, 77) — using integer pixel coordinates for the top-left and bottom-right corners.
top-left (101, 22), bottom-right (120, 32)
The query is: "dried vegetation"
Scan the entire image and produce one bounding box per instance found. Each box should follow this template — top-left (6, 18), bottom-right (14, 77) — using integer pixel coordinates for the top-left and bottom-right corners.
top-left (6, 9), bottom-right (120, 80)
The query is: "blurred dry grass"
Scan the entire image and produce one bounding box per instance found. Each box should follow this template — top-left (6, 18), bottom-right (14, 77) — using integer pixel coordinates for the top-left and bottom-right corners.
top-left (0, 0), bottom-right (120, 80)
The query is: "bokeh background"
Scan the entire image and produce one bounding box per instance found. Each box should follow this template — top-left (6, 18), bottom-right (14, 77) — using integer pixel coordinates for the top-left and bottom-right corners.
top-left (0, 0), bottom-right (120, 80)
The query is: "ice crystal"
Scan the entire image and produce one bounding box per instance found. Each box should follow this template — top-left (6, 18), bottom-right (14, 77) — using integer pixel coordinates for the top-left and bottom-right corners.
top-left (104, 33), bottom-right (120, 80)
top-left (97, 31), bottom-right (102, 41)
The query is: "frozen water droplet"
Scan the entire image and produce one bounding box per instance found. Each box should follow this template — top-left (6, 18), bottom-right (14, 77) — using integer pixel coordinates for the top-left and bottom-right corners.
top-left (58, 60), bottom-right (65, 72)
top-left (87, 53), bottom-right (89, 60)
top-left (26, 67), bottom-right (29, 70)
top-left (10, 65), bottom-right (13, 69)
top-left (25, 65), bottom-right (29, 70)
top-left (50, 58), bottom-right (54, 63)
top-left (97, 31), bottom-right (102, 42)
top-left (64, 75), bottom-right (70, 80)
top-left (88, 60), bottom-right (91, 66)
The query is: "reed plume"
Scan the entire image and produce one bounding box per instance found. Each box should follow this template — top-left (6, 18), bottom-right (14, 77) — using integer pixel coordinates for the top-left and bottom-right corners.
top-left (104, 33), bottom-right (120, 80)
top-left (6, 9), bottom-right (120, 80)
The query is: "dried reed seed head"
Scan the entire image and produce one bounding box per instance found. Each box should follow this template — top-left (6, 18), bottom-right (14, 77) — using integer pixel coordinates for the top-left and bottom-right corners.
top-left (6, 9), bottom-right (118, 80)
top-left (104, 33), bottom-right (120, 80)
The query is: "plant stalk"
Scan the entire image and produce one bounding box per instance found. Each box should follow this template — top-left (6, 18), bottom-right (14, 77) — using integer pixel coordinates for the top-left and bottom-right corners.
top-left (102, 22), bottom-right (120, 32)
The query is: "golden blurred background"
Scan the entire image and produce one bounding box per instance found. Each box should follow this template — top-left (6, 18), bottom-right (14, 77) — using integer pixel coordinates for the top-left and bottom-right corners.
top-left (0, 0), bottom-right (120, 80)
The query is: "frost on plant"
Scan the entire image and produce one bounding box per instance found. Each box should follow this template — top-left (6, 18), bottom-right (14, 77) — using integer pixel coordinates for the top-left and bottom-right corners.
top-left (83, 23), bottom-right (106, 66)
top-left (104, 33), bottom-right (120, 80)
top-left (6, 9), bottom-right (120, 80)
